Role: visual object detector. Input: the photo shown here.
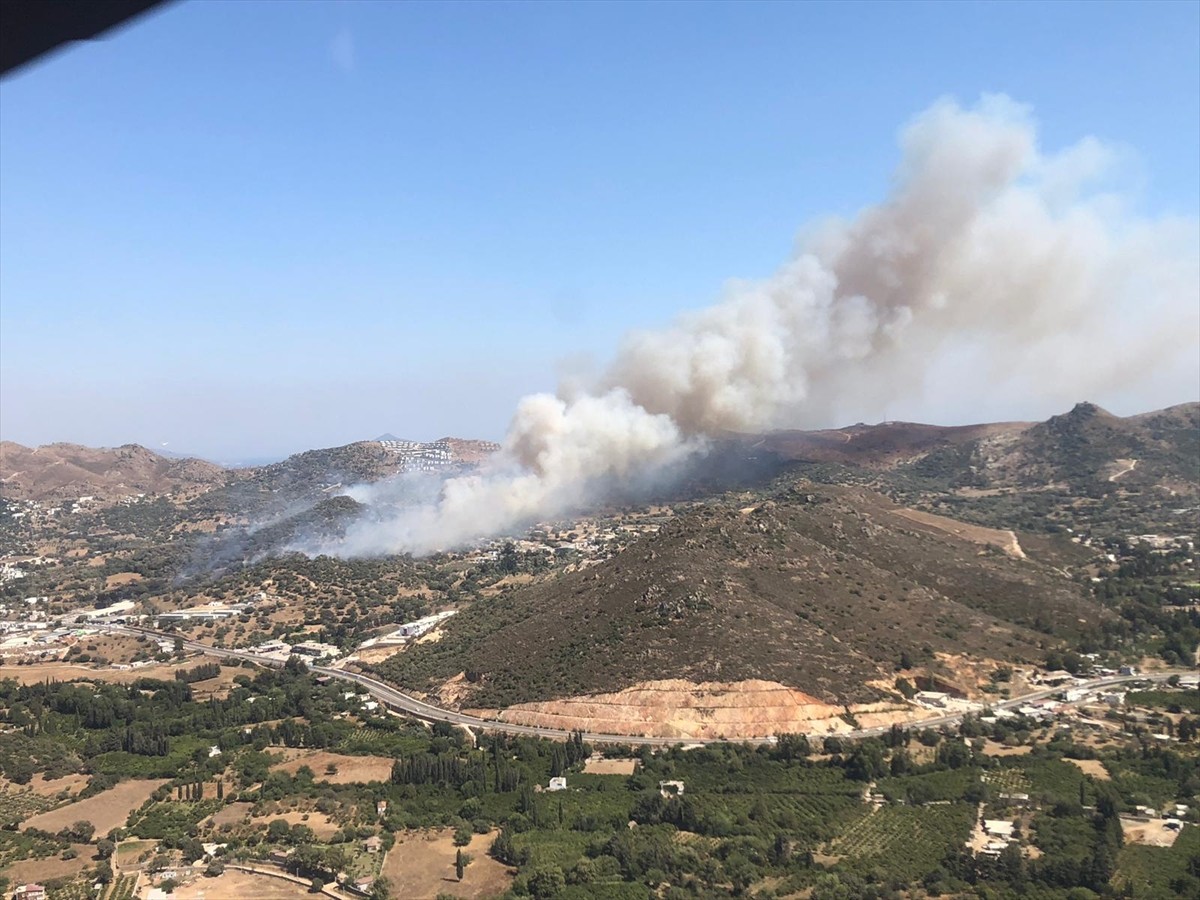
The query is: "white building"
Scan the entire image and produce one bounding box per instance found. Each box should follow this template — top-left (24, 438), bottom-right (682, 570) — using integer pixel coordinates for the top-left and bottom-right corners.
top-left (659, 780), bottom-right (685, 797)
top-left (983, 820), bottom-right (1016, 840)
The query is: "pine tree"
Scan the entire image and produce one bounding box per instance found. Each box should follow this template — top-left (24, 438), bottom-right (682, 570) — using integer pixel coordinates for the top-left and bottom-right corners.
top-left (455, 849), bottom-right (464, 881)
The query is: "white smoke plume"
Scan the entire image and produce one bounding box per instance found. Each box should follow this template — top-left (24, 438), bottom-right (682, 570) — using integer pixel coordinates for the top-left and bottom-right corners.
top-left (321, 94), bottom-right (1200, 556)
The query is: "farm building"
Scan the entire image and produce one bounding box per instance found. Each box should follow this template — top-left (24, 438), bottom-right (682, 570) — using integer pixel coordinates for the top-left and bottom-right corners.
top-left (983, 820), bottom-right (1015, 840)
top-left (659, 780), bottom-right (685, 797)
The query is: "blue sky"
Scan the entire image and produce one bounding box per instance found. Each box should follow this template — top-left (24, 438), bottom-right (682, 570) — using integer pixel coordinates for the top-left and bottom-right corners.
top-left (2, 1), bottom-right (1197, 461)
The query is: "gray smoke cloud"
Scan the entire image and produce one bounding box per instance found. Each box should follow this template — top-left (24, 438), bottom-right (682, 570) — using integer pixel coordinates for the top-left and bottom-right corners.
top-left (316, 94), bottom-right (1200, 556)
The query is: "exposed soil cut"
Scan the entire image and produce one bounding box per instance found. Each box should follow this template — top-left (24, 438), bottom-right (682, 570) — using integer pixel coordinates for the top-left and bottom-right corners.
top-left (466, 679), bottom-right (857, 740)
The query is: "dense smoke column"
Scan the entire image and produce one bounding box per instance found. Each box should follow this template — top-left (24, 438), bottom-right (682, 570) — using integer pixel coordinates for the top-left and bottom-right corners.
top-left (317, 94), bottom-right (1199, 556)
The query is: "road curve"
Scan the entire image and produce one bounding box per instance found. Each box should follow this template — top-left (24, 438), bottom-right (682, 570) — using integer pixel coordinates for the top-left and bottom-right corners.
top-left (102, 624), bottom-right (1190, 747)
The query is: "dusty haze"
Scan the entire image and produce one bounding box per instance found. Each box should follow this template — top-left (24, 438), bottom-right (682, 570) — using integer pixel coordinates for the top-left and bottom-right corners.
top-left (311, 95), bottom-right (1200, 556)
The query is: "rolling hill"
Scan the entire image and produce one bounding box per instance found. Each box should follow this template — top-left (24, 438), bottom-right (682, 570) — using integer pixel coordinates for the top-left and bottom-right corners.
top-left (378, 482), bottom-right (1104, 712)
top-left (0, 441), bottom-right (225, 502)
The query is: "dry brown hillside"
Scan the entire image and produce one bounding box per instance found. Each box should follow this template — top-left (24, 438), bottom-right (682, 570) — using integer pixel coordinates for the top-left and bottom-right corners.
top-left (379, 482), bottom-right (1105, 710)
top-left (0, 441), bottom-right (225, 502)
top-left (751, 420), bottom-right (1031, 468)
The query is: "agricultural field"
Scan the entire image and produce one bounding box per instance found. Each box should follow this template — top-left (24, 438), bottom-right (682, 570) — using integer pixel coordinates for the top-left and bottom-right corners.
top-left (22, 779), bottom-right (168, 837)
top-left (983, 757), bottom-right (1090, 805)
top-left (875, 766), bottom-right (979, 803)
top-left (335, 723), bottom-right (433, 757)
top-left (831, 802), bottom-right (976, 881)
top-left (102, 874), bottom-right (138, 900)
top-left (982, 766), bottom-right (1032, 793)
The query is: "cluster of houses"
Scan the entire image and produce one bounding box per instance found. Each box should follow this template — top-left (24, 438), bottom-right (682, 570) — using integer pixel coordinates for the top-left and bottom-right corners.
top-left (0, 620), bottom-right (100, 660)
top-left (157, 601), bottom-right (252, 624)
top-left (1131, 803), bottom-right (1191, 831)
top-left (911, 691), bottom-right (983, 714)
top-left (0, 563), bottom-right (27, 583)
top-left (378, 439), bottom-right (456, 473)
top-left (247, 639), bottom-right (341, 662)
top-left (359, 610), bottom-right (459, 649)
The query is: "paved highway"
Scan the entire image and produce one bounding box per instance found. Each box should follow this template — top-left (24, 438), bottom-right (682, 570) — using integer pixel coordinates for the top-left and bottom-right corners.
top-left (101, 624), bottom-right (1191, 747)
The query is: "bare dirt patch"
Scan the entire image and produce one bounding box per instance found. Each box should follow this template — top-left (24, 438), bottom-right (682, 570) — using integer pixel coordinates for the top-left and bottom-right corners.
top-left (380, 829), bottom-right (512, 900)
top-left (583, 757), bottom-right (638, 775)
top-left (271, 751), bottom-right (394, 784)
top-left (1120, 817), bottom-right (1181, 848)
top-left (347, 646), bottom-right (402, 666)
top-left (170, 867), bottom-right (315, 899)
top-left (104, 572), bottom-right (144, 588)
top-left (1065, 758), bottom-right (1110, 780)
top-left (22, 779), bottom-right (167, 837)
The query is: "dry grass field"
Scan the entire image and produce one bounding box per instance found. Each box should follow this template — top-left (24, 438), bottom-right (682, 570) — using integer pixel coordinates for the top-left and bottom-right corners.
top-left (3, 844), bottom-right (93, 883)
top-left (206, 801), bottom-right (254, 829)
top-left (246, 809), bottom-right (340, 840)
top-left (1065, 758), bottom-right (1110, 780)
top-left (116, 838), bottom-right (157, 867)
top-left (982, 741), bottom-right (1033, 757)
top-left (1, 661), bottom-right (186, 685)
top-left (271, 751), bottom-right (394, 784)
top-left (22, 779), bottom-right (166, 836)
top-left (380, 829), bottom-right (512, 899)
top-left (160, 868), bottom-right (316, 900)
top-left (23, 772), bottom-right (89, 798)
top-left (583, 757), bottom-right (638, 775)
top-left (104, 572), bottom-right (144, 589)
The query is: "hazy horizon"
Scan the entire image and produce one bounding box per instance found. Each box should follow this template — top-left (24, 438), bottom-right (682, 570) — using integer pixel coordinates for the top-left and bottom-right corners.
top-left (4, 392), bottom-right (1197, 468)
